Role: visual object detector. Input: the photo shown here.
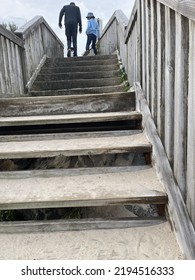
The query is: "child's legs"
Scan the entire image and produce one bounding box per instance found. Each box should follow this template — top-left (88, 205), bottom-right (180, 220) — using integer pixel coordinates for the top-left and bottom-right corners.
top-left (86, 34), bottom-right (92, 51)
top-left (91, 34), bottom-right (97, 54)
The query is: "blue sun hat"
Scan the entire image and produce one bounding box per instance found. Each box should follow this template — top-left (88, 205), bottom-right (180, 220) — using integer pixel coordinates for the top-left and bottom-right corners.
top-left (86, 12), bottom-right (95, 19)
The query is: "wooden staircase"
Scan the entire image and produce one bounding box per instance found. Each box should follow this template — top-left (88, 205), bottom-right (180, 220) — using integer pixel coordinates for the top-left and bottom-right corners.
top-left (0, 54), bottom-right (183, 259)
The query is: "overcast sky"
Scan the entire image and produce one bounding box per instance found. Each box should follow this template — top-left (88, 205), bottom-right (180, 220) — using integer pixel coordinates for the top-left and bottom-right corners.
top-left (0, 0), bottom-right (135, 55)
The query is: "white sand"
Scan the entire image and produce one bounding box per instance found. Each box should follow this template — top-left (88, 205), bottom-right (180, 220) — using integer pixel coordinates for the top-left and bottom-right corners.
top-left (0, 222), bottom-right (184, 260)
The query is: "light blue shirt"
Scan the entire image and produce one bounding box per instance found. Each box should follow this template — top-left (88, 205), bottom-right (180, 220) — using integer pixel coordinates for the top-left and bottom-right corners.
top-left (86, 18), bottom-right (100, 38)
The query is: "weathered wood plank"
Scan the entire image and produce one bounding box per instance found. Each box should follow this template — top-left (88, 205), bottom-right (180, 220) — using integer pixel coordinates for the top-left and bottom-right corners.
top-left (135, 82), bottom-right (195, 260)
top-left (186, 20), bottom-right (195, 226)
top-left (0, 25), bottom-right (24, 48)
top-left (0, 132), bottom-right (151, 159)
top-left (156, 2), bottom-right (165, 142)
top-left (145, 0), bottom-right (151, 104)
top-left (174, 13), bottom-right (188, 199)
top-left (141, 0), bottom-right (146, 91)
top-left (0, 217), bottom-right (166, 234)
top-left (0, 166), bottom-right (167, 210)
top-left (164, 7), bottom-right (175, 165)
top-left (0, 130), bottom-right (142, 143)
top-left (0, 92), bottom-right (135, 117)
top-left (157, 0), bottom-right (195, 21)
top-left (150, 0), bottom-right (157, 124)
top-left (0, 36), bottom-right (6, 94)
top-left (0, 111), bottom-right (141, 127)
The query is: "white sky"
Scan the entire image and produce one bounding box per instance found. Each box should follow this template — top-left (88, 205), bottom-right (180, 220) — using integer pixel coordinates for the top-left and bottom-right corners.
top-left (0, 0), bottom-right (135, 55)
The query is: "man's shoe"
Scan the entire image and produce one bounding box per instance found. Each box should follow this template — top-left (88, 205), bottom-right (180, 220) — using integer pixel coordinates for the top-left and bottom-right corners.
top-left (67, 49), bottom-right (71, 57)
top-left (83, 50), bottom-right (90, 56)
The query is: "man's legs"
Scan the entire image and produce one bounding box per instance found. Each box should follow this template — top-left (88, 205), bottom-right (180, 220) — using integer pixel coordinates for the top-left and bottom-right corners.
top-left (72, 24), bottom-right (78, 56)
top-left (65, 24), bottom-right (72, 57)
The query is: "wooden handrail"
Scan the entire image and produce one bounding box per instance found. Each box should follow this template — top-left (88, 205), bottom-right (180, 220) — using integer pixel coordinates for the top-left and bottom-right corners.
top-left (0, 25), bottom-right (24, 48)
top-left (15, 16), bottom-right (63, 46)
top-left (157, 0), bottom-right (195, 21)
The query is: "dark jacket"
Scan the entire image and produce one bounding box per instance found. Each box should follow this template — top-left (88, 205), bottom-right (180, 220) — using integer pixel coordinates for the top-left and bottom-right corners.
top-left (59, 4), bottom-right (82, 29)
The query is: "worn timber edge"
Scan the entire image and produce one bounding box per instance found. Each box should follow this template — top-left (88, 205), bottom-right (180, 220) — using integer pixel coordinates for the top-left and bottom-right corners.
top-left (0, 217), bottom-right (166, 234)
top-left (26, 55), bottom-right (47, 93)
top-left (135, 82), bottom-right (195, 260)
top-left (0, 111), bottom-right (141, 127)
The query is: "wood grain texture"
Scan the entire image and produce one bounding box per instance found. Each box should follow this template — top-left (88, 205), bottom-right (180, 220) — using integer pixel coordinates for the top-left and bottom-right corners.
top-left (0, 92), bottom-right (135, 117)
top-left (135, 82), bottom-right (195, 260)
top-left (164, 7), bottom-right (175, 165)
top-left (186, 20), bottom-right (195, 225)
top-left (0, 111), bottom-right (141, 127)
top-left (0, 132), bottom-right (151, 159)
top-left (157, 0), bottom-right (195, 21)
top-left (173, 13), bottom-right (188, 199)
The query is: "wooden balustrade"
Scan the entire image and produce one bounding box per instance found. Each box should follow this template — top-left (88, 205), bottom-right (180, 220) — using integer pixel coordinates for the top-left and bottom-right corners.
top-left (0, 16), bottom-right (64, 96)
top-left (99, 0), bottom-right (195, 257)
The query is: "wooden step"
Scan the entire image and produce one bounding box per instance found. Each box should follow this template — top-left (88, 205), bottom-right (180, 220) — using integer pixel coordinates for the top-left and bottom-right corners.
top-left (44, 57), bottom-right (118, 68)
top-left (0, 132), bottom-right (151, 159)
top-left (0, 111), bottom-right (141, 127)
top-left (30, 85), bottom-right (125, 96)
top-left (36, 70), bottom-right (120, 81)
top-left (0, 217), bottom-right (166, 233)
top-left (45, 54), bottom-right (117, 63)
top-left (0, 166), bottom-right (167, 210)
top-left (0, 92), bottom-right (134, 117)
top-left (40, 64), bottom-right (120, 74)
top-left (31, 77), bottom-right (122, 91)
top-left (0, 221), bottom-right (183, 259)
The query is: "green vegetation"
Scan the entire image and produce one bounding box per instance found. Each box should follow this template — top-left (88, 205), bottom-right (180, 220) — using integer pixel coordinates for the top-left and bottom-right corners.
top-left (120, 67), bottom-right (130, 91)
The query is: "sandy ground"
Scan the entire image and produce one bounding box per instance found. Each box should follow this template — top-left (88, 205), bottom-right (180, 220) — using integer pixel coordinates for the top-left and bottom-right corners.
top-left (0, 221), bottom-right (184, 260)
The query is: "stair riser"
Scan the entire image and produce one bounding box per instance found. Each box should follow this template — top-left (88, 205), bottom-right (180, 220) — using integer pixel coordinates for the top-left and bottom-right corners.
top-left (0, 94), bottom-right (134, 117)
top-left (44, 58), bottom-right (118, 67)
top-left (0, 152), bottom-right (149, 171)
top-left (30, 85), bottom-right (125, 96)
top-left (47, 54), bottom-right (117, 62)
top-left (36, 71), bottom-right (120, 81)
top-left (31, 78), bottom-right (122, 91)
top-left (40, 64), bottom-right (120, 74)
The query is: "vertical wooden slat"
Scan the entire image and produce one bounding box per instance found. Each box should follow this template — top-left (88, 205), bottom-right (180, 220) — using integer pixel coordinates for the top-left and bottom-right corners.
top-left (156, 2), bottom-right (165, 141)
top-left (150, 0), bottom-right (157, 124)
top-left (15, 45), bottom-right (25, 95)
top-left (1, 37), bottom-right (12, 93)
top-left (136, 0), bottom-right (142, 83)
top-left (141, 0), bottom-right (146, 92)
top-left (187, 20), bottom-right (195, 225)
top-left (0, 36), bottom-right (6, 94)
top-left (174, 13), bottom-right (189, 200)
top-left (145, 0), bottom-right (151, 105)
top-left (164, 8), bottom-right (175, 166)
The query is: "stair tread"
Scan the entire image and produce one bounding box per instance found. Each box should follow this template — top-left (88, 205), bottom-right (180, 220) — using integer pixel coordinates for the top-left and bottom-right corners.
top-left (0, 221), bottom-right (183, 259)
top-left (46, 54), bottom-right (117, 62)
top-left (44, 58), bottom-right (118, 67)
top-left (0, 132), bottom-right (151, 159)
top-left (0, 111), bottom-right (141, 127)
top-left (31, 78), bottom-right (122, 91)
top-left (0, 166), bottom-right (167, 210)
top-left (30, 85), bottom-right (125, 95)
top-left (40, 64), bottom-right (120, 74)
top-left (36, 70), bottom-right (120, 81)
